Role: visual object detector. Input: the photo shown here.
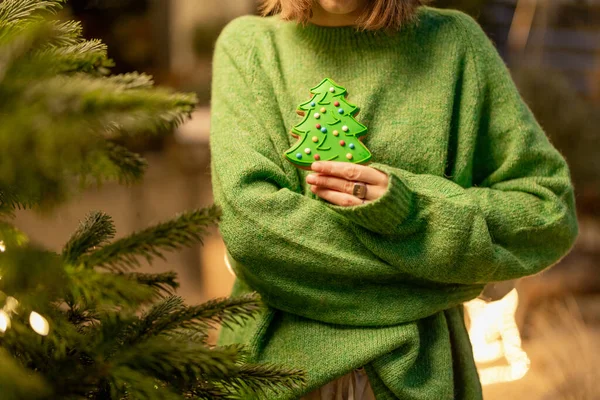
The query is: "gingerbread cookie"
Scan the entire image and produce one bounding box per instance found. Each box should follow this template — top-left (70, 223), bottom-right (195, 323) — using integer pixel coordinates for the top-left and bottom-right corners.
top-left (284, 78), bottom-right (372, 170)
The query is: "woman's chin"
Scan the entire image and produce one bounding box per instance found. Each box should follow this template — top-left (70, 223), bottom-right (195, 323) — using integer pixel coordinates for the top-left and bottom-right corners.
top-left (317, 0), bottom-right (364, 15)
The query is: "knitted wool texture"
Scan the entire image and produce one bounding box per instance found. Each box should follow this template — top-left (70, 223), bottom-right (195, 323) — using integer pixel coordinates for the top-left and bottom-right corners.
top-left (210, 6), bottom-right (579, 399)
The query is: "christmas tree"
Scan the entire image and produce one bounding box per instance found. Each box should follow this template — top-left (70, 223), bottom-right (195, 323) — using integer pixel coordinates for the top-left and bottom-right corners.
top-left (0, 1), bottom-right (304, 398)
top-left (284, 78), bottom-right (372, 169)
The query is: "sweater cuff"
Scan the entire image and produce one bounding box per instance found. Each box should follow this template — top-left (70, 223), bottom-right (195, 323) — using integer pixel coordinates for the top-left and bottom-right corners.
top-left (326, 163), bottom-right (414, 234)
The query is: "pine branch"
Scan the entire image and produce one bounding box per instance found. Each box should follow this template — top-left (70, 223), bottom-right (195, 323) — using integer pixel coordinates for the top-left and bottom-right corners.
top-left (103, 72), bottom-right (154, 90)
top-left (124, 271), bottom-right (179, 296)
top-left (0, 0), bottom-right (65, 27)
top-left (49, 20), bottom-right (84, 46)
top-left (0, 186), bottom-right (35, 211)
top-left (65, 304), bottom-right (99, 327)
top-left (65, 265), bottom-right (156, 310)
top-left (0, 245), bottom-right (65, 301)
top-left (25, 74), bottom-right (196, 116)
top-left (184, 293), bottom-right (264, 331)
top-left (82, 206), bottom-right (221, 272)
top-left (113, 337), bottom-right (243, 384)
top-left (0, 220), bottom-right (28, 248)
top-left (106, 366), bottom-right (182, 400)
top-left (103, 141), bottom-right (147, 184)
top-left (121, 293), bottom-right (262, 349)
top-left (186, 385), bottom-right (238, 400)
top-left (36, 39), bottom-right (113, 73)
top-left (203, 363), bottom-right (307, 399)
top-left (0, 20), bottom-right (51, 83)
top-left (62, 211), bottom-right (116, 264)
top-left (0, 348), bottom-right (51, 399)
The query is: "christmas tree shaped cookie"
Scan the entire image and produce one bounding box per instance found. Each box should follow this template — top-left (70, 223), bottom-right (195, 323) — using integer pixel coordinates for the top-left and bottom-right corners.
top-left (284, 78), bottom-right (372, 169)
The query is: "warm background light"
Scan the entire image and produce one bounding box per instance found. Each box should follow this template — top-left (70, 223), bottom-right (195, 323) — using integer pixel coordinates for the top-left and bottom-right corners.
top-left (29, 312), bottom-right (49, 336)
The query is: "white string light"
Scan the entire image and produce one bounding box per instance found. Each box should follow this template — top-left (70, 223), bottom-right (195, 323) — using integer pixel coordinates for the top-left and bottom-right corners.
top-left (0, 310), bottom-right (10, 332)
top-left (4, 296), bottom-right (18, 314)
top-left (464, 288), bottom-right (530, 385)
top-left (0, 240), bottom-right (5, 252)
top-left (29, 311), bottom-right (49, 336)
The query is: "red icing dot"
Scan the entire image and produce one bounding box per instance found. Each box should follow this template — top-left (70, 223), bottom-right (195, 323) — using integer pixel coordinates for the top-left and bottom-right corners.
top-left (314, 154), bottom-right (320, 160)
top-left (339, 140), bottom-right (345, 146)
top-left (315, 124), bottom-right (321, 129)
top-left (334, 101), bottom-right (340, 107)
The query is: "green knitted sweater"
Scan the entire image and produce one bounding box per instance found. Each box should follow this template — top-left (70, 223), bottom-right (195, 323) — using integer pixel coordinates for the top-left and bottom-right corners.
top-left (210, 6), bottom-right (578, 400)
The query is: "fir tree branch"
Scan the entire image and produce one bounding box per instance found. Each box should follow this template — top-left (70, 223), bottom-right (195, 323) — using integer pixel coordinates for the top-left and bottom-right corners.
top-left (25, 74), bottom-right (196, 117)
top-left (103, 141), bottom-right (147, 184)
top-left (82, 206), bottom-right (221, 272)
top-left (0, 220), bottom-right (29, 248)
top-left (0, 20), bottom-right (51, 83)
top-left (114, 337), bottom-right (242, 384)
top-left (123, 271), bottom-right (179, 296)
top-left (186, 385), bottom-right (238, 400)
top-left (122, 293), bottom-right (262, 348)
top-left (106, 366), bottom-right (182, 400)
top-left (63, 211), bottom-right (116, 264)
top-left (0, 245), bottom-right (65, 301)
top-left (35, 39), bottom-right (113, 73)
top-left (103, 72), bottom-right (154, 90)
top-left (0, 0), bottom-right (65, 27)
top-left (65, 265), bottom-right (156, 310)
top-left (49, 20), bottom-right (84, 46)
top-left (0, 186), bottom-right (35, 211)
top-left (202, 363), bottom-right (307, 399)
top-left (0, 348), bottom-right (51, 399)
top-left (184, 293), bottom-right (264, 331)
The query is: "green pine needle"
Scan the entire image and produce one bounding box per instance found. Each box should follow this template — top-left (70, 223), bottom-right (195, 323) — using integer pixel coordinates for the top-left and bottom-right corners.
top-left (82, 206), bottom-right (221, 272)
top-left (0, 0), bottom-right (65, 27)
top-left (210, 363), bottom-right (307, 398)
top-left (123, 293), bottom-right (261, 347)
top-left (63, 211), bottom-right (116, 264)
top-left (124, 271), bottom-right (180, 296)
top-left (0, 348), bottom-right (51, 399)
top-left (103, 141), bottom-right (148, 184)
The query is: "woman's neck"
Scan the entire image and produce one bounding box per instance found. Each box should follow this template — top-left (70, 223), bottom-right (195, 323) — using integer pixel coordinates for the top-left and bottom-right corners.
top-left (309, 3), bottom-right (365, 27)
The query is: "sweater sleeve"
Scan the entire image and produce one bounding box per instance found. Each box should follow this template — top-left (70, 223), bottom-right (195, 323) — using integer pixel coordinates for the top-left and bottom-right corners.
top-left (209, 18), bottom-right (484, 325)
top-left (325, 12), bottom-right (579, 284)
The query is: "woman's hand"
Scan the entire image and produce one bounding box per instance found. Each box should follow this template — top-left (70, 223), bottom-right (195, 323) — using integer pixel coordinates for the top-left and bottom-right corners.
top-left (306, 161), bottom-right (389, 207)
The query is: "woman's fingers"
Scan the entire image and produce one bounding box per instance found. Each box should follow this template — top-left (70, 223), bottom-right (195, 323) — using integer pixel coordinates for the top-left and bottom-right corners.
top-left (310, 161), bottom-right (386, 186)
top-left (310, 185), bottom-right (367, 206)
top-left (306, 173), bottom-right (384, 201)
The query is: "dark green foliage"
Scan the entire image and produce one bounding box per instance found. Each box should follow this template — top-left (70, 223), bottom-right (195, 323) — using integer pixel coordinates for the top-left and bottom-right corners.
top-left (82, 206), bottom-right (222, 272)
top-left (0, 1), bottom-right (306, 398)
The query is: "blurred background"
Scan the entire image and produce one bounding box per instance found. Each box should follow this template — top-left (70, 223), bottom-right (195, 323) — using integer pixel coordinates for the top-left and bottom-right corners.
top-left (12, 0), bottom-right (600, 398)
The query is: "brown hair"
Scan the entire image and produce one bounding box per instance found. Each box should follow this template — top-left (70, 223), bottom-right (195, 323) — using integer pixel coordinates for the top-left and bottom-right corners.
top-left (259, 0), bottom-right (426, 31)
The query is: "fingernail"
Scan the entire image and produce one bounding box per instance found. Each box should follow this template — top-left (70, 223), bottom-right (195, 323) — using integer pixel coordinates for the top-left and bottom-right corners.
top-left (311, 162), bottom-right (322, 171)
top-left (306, 174), bottom-right (316, 184)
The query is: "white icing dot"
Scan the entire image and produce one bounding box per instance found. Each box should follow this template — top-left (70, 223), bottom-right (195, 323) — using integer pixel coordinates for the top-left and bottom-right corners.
top-left (314, 113), bottom-right (320, 119)
top-left (304, 148), bottom-right (311, 154)
top-left (342, 125), bottom-right (349, 132)
top-left (329, 87), bottom-right (335, 93)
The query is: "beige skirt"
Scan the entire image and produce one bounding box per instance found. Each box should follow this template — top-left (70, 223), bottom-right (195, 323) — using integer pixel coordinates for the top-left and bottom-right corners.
top-left (300, 367), bottom-right (377, 400)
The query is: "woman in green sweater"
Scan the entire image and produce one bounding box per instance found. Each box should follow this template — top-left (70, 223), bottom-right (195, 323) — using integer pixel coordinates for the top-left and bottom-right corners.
top-left (209, 0), bottom-right (579, 398)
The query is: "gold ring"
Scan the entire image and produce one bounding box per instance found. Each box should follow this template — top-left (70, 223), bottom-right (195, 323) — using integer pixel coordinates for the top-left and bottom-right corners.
top-left (352, 182), bottom-right (367, 199)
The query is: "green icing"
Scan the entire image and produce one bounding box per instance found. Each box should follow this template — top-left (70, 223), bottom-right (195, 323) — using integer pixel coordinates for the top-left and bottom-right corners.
top-left (284, 78), bottom-right (372, 169)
